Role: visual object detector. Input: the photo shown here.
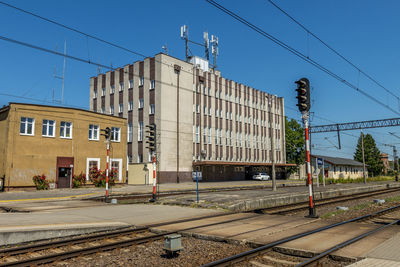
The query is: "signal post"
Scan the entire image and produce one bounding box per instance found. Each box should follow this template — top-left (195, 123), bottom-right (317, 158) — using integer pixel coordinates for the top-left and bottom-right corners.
top-left (295, 78), bottom-right (317, 218)
top-left (100, 127), bottom-right (111, 203)
top-left (145, 123), bottom-right (157, 202)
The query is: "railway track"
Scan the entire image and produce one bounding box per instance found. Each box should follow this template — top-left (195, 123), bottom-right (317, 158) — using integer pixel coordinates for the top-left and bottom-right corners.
top-left (260, 186), bottom-right (400, 215)
top-left (201, 203), bottom-right (400, 267)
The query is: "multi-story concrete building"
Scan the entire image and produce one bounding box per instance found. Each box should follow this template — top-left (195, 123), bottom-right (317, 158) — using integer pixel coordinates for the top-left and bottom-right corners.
top-left (89, 53), bottom-right (290, 183)
top-left (0, 103), bottom-right (127, 190)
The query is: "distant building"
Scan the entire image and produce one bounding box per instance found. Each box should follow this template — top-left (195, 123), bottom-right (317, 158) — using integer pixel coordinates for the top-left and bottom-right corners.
top-left (89, 53), bottom-right (292, 183)
top-left (291, 155), bottom-right (367, 180)
top-left (0, 103), bottom-right (127, 190)
top-left (380, 153), bottom-right (389, 175)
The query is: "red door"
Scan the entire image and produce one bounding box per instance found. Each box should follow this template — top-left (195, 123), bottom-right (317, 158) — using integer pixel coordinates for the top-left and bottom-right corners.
top-left (56, 157), bottom-right (74, 188)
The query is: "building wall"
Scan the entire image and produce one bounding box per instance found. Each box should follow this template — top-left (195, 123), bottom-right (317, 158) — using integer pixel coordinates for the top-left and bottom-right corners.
top-left (291, 163), bottom-right (367, 180)
top-left (0, 108), bottom-right (10, 181)
top-left (89, 53), bottom-right (286, 183)
top-left (0, 104), bottom-right (126, 188)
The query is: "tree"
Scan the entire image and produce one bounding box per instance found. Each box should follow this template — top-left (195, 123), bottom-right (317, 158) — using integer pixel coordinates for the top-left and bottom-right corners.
top-left (285, 117), bottom-right (305, 175)
top-left (354, 133), bottom-right (383, 176)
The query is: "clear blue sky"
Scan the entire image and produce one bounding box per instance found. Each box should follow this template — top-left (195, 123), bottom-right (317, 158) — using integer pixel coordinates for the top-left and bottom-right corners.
top-left (1, 0), bottom-right (400, 160)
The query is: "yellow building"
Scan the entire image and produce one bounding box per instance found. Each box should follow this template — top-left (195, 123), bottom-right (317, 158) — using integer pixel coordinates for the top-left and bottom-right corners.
top-left (0, 103), bottom-right (127, 190)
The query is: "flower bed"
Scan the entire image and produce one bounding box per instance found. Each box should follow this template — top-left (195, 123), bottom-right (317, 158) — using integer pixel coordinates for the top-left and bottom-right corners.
top-left (32, 174), bottom-right (49, 190)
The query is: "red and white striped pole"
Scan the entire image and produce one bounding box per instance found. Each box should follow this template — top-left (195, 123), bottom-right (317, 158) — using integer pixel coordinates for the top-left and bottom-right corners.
top-left (105, 140), bottom-right (110, 202)
top-left (151, 154), bottom-right (157, 201)
top-left (303, 113), bottom-right (316, 217)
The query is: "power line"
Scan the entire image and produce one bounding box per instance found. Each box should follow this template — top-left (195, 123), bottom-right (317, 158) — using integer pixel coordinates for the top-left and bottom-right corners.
top-left (205, 0), bottom-right (400, 116)
top-left (266, 0), bottom-right (400, 102)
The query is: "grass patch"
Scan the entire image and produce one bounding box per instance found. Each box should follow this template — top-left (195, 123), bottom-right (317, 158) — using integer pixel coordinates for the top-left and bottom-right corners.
top-left (385, 195), bottom-right (400, 203)
top-left (320, 176), bottom-right (395, 185)
top-left (320, 209), bottom-right (346, 219)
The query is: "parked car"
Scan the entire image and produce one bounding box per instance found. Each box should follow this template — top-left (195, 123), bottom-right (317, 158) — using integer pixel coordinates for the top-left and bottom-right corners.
top-left (252, 173), bottom-right (270, 181)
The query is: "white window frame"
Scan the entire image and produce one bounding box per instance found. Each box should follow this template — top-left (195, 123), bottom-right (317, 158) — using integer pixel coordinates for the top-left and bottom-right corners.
top-left (60, 121), bottom-right (72, 139)
top-left (110, 105), bottom-right (114, 115)
top-left (208, 127), bottom-right (212, 144)
top-left (139, 76), bottom-right (144, 86)
top-left (111, 127), bottom-right (121, 142)
top-left (119, 103), bottom-right (123, 113)
top-left (138, 122), bottom-right (143, 141)
top-left (150, 80), bottom-right (155, 89)
top-left (93, 89), bottom-right (97, 99)
top-left (128, 123), bottom-right (133, 142)
top-left (89, 124), bottom-right (99, 141)
top-left (129, 79), bottom-right (133, 88)
top-left (203, 127), bottom-right (207, 143)
top-left (101, 107), bottom-right (105, 114)
top-left (110, 158), bottom-right (123, 182)
top-left (139, 98), bottom-right (144, 109)
top-left (102, 88), bottom-right (106, 96)
top-left (149, 104), bottom-right (155, 115)
top-left (86, 158), bottom-right (100, 181)
top-left (119, 82), bottom-right (124, 92)
top-left (128, 101), bottom-right (133, 111)
top-left (111, 85), bottom-right (115, 94)
top-left (20, 117), bottom-right (35, 136)
top-left (42, 119), bottom-right (55, 137)
top-left (196, 125), bottom-right (200, 143)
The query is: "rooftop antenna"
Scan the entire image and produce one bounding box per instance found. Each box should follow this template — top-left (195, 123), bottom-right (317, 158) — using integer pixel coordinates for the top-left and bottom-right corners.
top-left (54, 40), bottom-right (66, 104)
top-left (211, 34), bottom-right (219, 70)
top-left (203, 31), bottom-right (209, 61)
top-left (180, 25), bottom-right (189, 61)
top-left (162, 45), bottom-right (168, 55)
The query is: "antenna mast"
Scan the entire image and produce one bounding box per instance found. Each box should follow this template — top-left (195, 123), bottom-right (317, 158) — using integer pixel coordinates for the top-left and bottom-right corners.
top-left (180, 25), bottom-right (189, 61)
top-left (211, 35), bottom-right (219, 70)
top-left (204, 31), bottom-right (209, 61)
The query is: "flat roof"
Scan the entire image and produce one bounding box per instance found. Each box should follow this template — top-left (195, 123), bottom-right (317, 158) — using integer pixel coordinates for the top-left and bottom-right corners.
top-left (193, 161), bottom-right (296, 167)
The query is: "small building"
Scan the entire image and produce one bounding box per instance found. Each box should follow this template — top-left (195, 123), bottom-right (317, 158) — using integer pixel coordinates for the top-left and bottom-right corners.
top-left (380, 153), bottom-right (389, 175)
top-left (311, 155), bottom-right (367, 179)
top-left (0, 103), bottom-right (127, 190)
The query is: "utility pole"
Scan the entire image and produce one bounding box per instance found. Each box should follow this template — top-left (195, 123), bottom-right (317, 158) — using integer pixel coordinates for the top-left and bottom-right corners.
top-left (268, 95), bottom-right (276, 191)
top-left (361, 129), bottom-right (366, 184)
top-left (101, 127), bottom-right (111, 203)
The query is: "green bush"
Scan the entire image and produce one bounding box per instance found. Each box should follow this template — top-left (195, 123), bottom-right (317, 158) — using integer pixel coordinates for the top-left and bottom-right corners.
top-left (72, 173), bottom-right (86, 188)
top-left (32, 174), bottom-right (49, 190)
top-left (89, 167), bottom-right (117, 187)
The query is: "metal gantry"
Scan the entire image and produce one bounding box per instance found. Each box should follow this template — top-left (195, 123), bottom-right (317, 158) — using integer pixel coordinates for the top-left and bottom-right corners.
top-left (310, 118), bottom-right (400, 133)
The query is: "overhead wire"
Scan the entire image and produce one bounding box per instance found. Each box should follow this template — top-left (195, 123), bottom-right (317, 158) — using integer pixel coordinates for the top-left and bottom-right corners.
top-left (266, 0), bottom-right (400, 102)
top-left (205, 0), bottom-right (400, 116)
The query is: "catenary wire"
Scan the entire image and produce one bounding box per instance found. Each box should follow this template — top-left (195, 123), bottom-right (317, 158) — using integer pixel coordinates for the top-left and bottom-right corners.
top-left (266, 0), bottom-right (400, 102)
top-left (205, 0), bottom-right (400, 116)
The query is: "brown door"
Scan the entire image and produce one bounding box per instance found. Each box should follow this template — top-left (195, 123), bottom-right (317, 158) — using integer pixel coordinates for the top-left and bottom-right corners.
top-left (56, 157), bottom-right (74, 188)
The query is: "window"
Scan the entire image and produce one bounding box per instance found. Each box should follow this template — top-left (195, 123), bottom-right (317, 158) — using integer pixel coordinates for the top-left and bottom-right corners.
top-left (60, 121), bottom-right (72, 138)
top-left (20, 117), bottom-right (34, 135)
top-left (128, 101), bottom-right (133, 111)
top-left (226, 130), bottom-right (229, 145)
top-left (42, 119), bottom-right (55, 137)
top-left (128, 123), bottom-right (133, 142)
top-left (111, 159), bottom-right (122, 181)
top-left (119, 82), bottom-right (124, 92)
top-left (209, 107), bottom-right (211, 116)
top-left (138, 98), bottom-right (144, 109)
top-left (196, 105), bottom-right (200, 113)
top-left (215, 128), bottom-right (219, 145)
top-left (102, 88), bottom-right (106, 96)
top-left (139, 76), bottom-right (144, 86)
top-left (119, 103), bottom-right (123, 113)
top-left (86, 158), bottom-right (100, 181)
top-left (150, 80), bottom-right (155, 89)
top-left (219, 129), bottom-right (223, 145)
top-left (208, 127), bottom-right (212, 144)
top-left (93, 89), bottom-right (97, 98)
top-left (101, 107), bottom-right (105, 114)
top-left (203, 127), bottom-right (207, 143)
top-left (111, 127), bottom-right (120, 142)
top-left (215, 109), bottom-right (218, 117)
top-left (196, 125), bottom-right (200, 143)
top-left (203, 106), bottom-right (207, 115)
top-left (89, 124), bottom-right (99, 140)
top-left (111, 85), bottom-right (115, 94)
top-left (138, 121), bottom-right (143, 141)
top-left (149, 104), bottom-right (155, 115)
top-left (129, 79), bottom-right (133, 88)
top-left (208, 87), bottom-right (211, 95)
top-left (137, 154), bottom-right (143, 163)
top-left (110, 105), bottom-right (114, 115)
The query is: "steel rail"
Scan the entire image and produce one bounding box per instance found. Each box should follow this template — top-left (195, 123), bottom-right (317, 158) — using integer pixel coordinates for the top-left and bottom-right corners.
top-left (200, 203), bottom-right (400, 267)
top-left (295, 218), bottom-right (400, 266)
top-left (266, 186), bottom-right (400, 215)
top-left (0, 211), bottom-right (262, 266)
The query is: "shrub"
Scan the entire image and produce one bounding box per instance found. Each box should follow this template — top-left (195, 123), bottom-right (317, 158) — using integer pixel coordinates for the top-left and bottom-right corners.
top-left (89, 167), bottom-right (117, 187)
top-left (32, 174), bottom-right (49, 190)
top-left (72, 173), bottom-right (86, 188)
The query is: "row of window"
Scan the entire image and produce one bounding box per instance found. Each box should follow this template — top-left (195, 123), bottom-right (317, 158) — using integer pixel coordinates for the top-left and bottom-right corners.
top-left (196, 84), bottom-right (281, 111)
top-left (100, 101), bottom-right (155, 115)
top-left (20, 117), bottom-right (121, 142)
top-left (93, 78), bottom-right (155, 98)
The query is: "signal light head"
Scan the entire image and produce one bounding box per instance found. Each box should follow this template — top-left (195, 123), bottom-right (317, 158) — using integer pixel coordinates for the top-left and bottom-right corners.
top-left (295, 78), bottom-right (310, 113)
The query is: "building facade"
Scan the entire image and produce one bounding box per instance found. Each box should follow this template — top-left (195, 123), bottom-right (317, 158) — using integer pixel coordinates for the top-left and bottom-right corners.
top-left (0, 103), bottom-right (127, 189)
top-left (89, 53), bottom-right (289, 183)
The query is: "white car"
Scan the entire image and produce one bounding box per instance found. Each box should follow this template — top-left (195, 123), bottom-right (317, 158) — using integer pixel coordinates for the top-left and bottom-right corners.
top-left (252, 173), bottom-right (270, 181)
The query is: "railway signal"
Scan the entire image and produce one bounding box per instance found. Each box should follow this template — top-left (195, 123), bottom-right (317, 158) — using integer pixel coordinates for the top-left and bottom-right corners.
top-left (295, 78), bottom-right (310, 112)
top-left (101, 127), bottom-right (111, 202)
top-left (295, 77), bottom-right (317, 218)
top-left (146, 123), bottom-right (157, 201)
